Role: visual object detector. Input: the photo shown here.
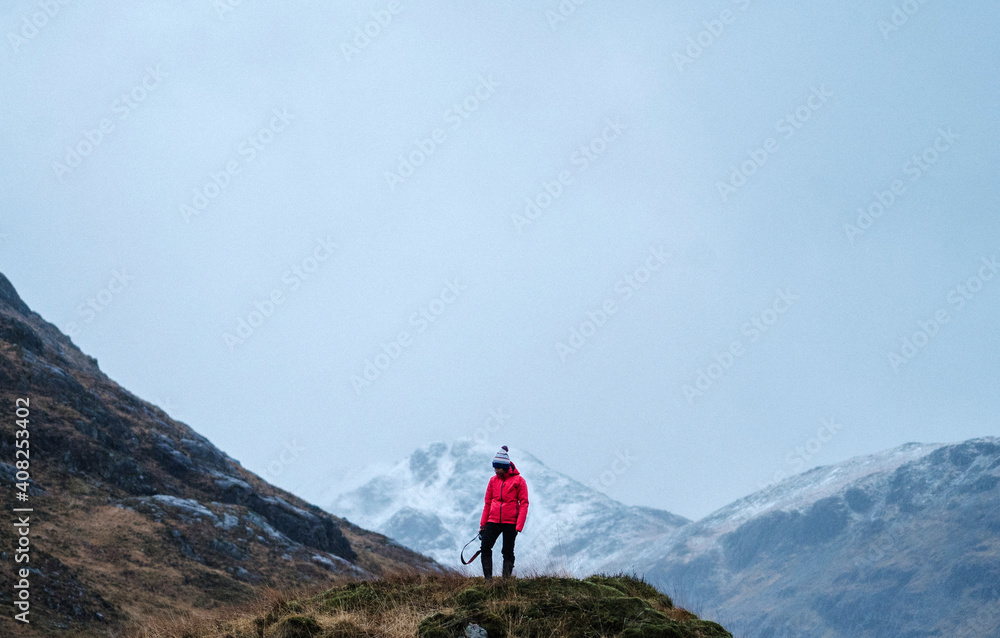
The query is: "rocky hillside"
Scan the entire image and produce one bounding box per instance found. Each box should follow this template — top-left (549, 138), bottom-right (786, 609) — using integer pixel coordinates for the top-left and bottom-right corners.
top-left (0, 272), bottom-right (442, 637)
top-left (140, 572), bottom-right (732, 638)
top-left (313, 440), bottom-right (690, 575)
top-left (642, 438), bottom-right (1000, 638)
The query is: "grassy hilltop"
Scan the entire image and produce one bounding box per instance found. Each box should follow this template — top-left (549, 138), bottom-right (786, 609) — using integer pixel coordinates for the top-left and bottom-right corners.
top-left (131, 573), bottom-right (731, 638)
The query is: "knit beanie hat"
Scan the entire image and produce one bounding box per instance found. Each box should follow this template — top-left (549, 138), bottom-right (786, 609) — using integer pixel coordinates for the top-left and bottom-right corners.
top-left (492, 445), bottom-right (511, 468)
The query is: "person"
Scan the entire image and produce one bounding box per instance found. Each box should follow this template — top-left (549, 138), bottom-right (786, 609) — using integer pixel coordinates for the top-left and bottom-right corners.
top-left (479, 445), bottom-right (528, 579)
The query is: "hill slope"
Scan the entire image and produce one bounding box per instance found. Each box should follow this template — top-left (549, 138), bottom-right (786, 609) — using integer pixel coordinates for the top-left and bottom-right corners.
top-left (152, 573), bottom-right (731, 638)
top-left (0, 272), bottom-right (442, 636)
top-left (314, 440), bottom-right (690, 576)
top-left (642, 438), bottom-right (1000, 638)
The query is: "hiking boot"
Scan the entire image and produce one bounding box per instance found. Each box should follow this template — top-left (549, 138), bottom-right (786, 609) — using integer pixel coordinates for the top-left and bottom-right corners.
top-left (481, 553), bottom-right (493, 580)
top-left (502, 558), bottom-right (514, 578)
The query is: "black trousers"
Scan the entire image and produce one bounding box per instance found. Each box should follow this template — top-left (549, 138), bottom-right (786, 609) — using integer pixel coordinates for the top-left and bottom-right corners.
top-left (480, 522), bottom-right (517, 578)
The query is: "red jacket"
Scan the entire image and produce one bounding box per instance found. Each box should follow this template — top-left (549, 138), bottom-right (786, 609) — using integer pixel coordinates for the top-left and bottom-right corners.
top-left (480, 463), bottom-right (529, 532)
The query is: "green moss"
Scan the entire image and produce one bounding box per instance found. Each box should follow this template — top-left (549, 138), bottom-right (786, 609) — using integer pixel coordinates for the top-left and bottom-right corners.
top-left (416, 612), bottom-right (452, 638)
top-left (417, 610), bottom-right (507, 638)
top-left (585, 574), bottom-right (674, 608)
top-left (320, 583), bottom-right (384, 613)
top-left (618, 618), bottom-right (731, 638)
top-left (319, 578), bottom-right (444, 614)
top-left (265, 615), bottom-right (322, 638)
top-left (455, 587), bottom-right (488, 606)
top-left (618, 624), bottom-right (688, 638)
top-left (519, 576), bottom-right (599, 596)
top-left (523, 595), bottom-right (665, 635)
top-left (414, 574), bottom-right (698, 638)
top-left (308, 575), bottom-right (730, 638)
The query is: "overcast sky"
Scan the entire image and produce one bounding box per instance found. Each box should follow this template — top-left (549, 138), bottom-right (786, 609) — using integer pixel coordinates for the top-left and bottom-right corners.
top-left (1, 1), bottom-right (998, 520)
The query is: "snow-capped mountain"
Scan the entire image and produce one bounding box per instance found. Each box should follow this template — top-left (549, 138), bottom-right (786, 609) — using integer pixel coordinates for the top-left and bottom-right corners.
top-left (658, 441), bottom-right (946, 555)
top-left (322, 439), bottom-right (690, 576)
top-left (319, 437), bottom-right (1000, 638)
top-left (314, 436), bottom-right (1000, 637)
top-left (641, 437), bottom-right (1000, 638)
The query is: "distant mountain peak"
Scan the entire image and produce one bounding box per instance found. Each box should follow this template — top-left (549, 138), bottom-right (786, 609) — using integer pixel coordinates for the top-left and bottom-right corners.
top-left (319, 438), bottom-right (690, 577)
top-left (318, 435), bottom-right (1000, 637)
top-left (643, 436), bottom-right (1000, 638)
top-left (0, 272), bottom-right (31, 316)
top-left (704, 440), bottom-right (949, 532)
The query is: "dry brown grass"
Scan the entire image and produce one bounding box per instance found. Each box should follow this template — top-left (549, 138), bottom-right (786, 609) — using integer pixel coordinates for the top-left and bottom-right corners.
top-left (118, 582), bottom-right (325, 638)
top-left (118, 571), bottom-right (732, 638)
top-left (119, 572), bottom-right (468, 638)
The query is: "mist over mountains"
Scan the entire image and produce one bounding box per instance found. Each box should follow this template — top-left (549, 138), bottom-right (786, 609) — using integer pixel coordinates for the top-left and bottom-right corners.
top-left (4, 1), bottom-right (997, 525)
top-left (3, 1), bottom-right (999, 636)
top-left (321, 436), bottom-right (1000, 638)
top-left (312, 440), bottom-right (689, 576)
top-left (1, 256), bottom-right (997, 638)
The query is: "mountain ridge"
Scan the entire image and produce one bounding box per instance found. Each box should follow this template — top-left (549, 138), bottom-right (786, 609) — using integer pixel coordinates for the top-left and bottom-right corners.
top-left (317, 432), bottom-right (1000, 637)
top-left (644, 436), bottom-right (1000, 638)
top-left (0, 272), bottom-right (443, 637)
